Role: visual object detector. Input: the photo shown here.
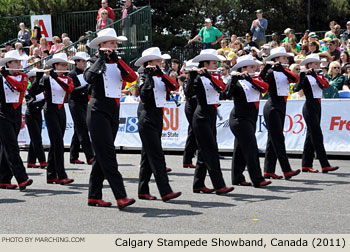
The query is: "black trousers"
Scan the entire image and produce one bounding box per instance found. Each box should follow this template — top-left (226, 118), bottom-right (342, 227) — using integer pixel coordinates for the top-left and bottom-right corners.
top-left (137, 106), bottom-right (172, 197)
top-left (69, 101), bottom-right (94, 162)
top-left (87, 102), bottom-right (127, 200)
top-left (183, 100), bottom-right (197, 165)
top-left (192, 106), bottom-right (226, 189)
top-left (263, 101), bottom-right (292, 173)
top-left (44, 107), bottom-right (68, 180)
top-left (302, 102), bottom-right (330, 168)
top-left (0, 116), bottom-right (28, 184)
top-left (25, 110), bottom-right (46, 164)
top-left (230, 115), bottom-right (265, 186)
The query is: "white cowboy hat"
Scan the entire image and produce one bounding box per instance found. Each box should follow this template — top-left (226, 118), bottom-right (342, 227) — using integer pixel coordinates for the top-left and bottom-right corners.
top-left (265, 47), bottom-right (292, 61)
top-left (70, 52), bottom-right (90, 61)
top-left (0, 50), bottom-right (29, 66)
top-left (89, 28), bottom-right (127, 49)
top-left (134, 47), bottom-right (171, 67)
top-left (192, 49), bottom-right (226, 63)
top-left (300, 53), bottom-right (321, 66)
top-left (27, 68), bottom-right (39, 78)
top-left (184, 59), bottom-right (199, 71)
top-left (232, 54), bottom-right (262, 71)
top-left (46, 53), bottom-right (74, 67)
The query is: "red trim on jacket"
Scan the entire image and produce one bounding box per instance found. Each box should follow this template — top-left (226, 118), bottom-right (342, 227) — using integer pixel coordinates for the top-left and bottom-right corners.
top-left (5, 73), bottom-right (28, 109)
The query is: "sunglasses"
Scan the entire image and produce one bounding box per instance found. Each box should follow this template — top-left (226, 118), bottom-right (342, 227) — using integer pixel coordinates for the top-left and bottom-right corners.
top-left (295, 68), bottom-right (300, 71)
top-left (333, 67), bottom-right (340, 69)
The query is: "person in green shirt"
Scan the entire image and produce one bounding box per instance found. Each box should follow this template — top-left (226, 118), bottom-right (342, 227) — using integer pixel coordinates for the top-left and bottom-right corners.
top-left (188, 18), bottom-right (224, 49)
top-left (323, 61), bottom-right (343, 98)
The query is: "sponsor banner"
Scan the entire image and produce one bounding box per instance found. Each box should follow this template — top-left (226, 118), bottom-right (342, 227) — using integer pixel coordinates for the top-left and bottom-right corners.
top-left (18, 99), bottom-right (350, 153)
top-left (31, 15), bottom-right (53, 41)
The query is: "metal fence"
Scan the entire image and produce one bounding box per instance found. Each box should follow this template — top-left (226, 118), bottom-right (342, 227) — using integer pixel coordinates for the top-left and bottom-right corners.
top-left (23, 6), bottom-right (152, 69)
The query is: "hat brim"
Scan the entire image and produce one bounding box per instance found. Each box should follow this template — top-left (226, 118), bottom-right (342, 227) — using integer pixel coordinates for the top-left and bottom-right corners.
top-left (70, 56), bottom-right (90, 61)
top-left (89, 35), bottom-right (128, 49)
top-left (192, 54), bottom-right (226, 63)
top-left (46, 58), bottom-right (75, 67)
top-left (0, 55), bottom-right (29, 66)
top-left (134, 54), bottom-right (170, 67)
top-left (265, 52), bottom-right (291, 62)
top-left (300, 58), bottom-right (321, 66)
top-left (232, 60), bottom-right (262, 71)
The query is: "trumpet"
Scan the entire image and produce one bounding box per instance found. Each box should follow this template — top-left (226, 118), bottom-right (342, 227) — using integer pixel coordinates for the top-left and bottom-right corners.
top-left (265, 61), bottom-right (290, 67)
top-left (300, 68), bottom-right (322, 73)
top-left (230, 71), bottom-right (260, 77)
top-left (186, 67), bottom-right (218, 73)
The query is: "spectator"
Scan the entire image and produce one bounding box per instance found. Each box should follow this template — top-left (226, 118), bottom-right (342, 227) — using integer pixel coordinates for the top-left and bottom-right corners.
top-left (289, 63), bottom-right (304, 99)
top-left (61, 33), bottom-right (69, 41)
top-left (28, 47), bottom-right (41, 64)
top-left (333, 25), bottom-right (342, 39)
top-left (299, 30), bottom-right (310, 44)
top-left (121, 0), bottom-right (137, 45)
top-left (249, 46), bottom-right (263, 61)
top-left (17, 22), bottom-right (31, 46)
top-left (29, 37), bottom-right (40, 56)
top-left (307, 41), bottom-right (320, 55)
top-left (229, 34), bottom-right (237, 49)
top-left (270, 32), bottom-right (280, 45)
top-left (289, 39), bottom-right (300, 53)
top-left (4, 42), bottom-right (12, 52)
top-left (188, 18), bottom-right (224, 49)
top-left (282, 29), bottom-right (297, 43)
top-left (261, 44), bottom-right (271, 58)
top-left (308, 32), bottom-right (321, 48)
top-left (326, 61), bottom-right (345, 90)
top-left (97, 0), bottom-right (115, 21)
top-left (250, 9), bottom-right (268, 48)
top-left (161, 59), bottom-right (171, 75)
top-left (39, 37), bottom-right (50, 55)
top-left (319, 51), bottom-right (333, 63)
top-left (62, 37), bottom-right (76, 58)
top-left (339, 51), bottom-right (350, 69)
top-left (219, 65), bottom-right (231, 84)
top-left (171, 59), bottom-right (181, 74)
top-left (342, 21), bottom-right (350, 46)
top-left (244, 33), bottom-right (258, 48)
top-left (294, 44), bottom-right (308, 63)
top-left (327, 39), bottom-right (341, 61)
top-left (226, 51), bottom-right (237, 67)
top-left (232, 40), bottom-right (245, 56)
top-left (49, 36), bottom-right (62, 54)
top-left (123, 84), bottom-right (140, 103)
top-left (96, 9), bottom-right (113, 30)
top-left (217, 39), bottom-right (232, 55)
top-left (32, 19), bottom-right (42, 41)
top-left (324, 21), bottom-right (337, 39)
top-left (343, 64), bottom-right (350, 90)
top-left (14, 42), bottom-right (28, 67)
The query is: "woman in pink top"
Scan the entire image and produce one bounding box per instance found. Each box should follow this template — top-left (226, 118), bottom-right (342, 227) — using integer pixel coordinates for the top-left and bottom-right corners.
top-left (39, 37), bottom-right (51, 55)
top-left (96, 9), bottom-right (112, 31)
top-left (49, 36), bottom-right (62, 54)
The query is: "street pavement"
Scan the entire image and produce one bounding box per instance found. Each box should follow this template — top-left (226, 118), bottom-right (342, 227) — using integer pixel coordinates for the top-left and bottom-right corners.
top-left (0, 152), bottom-right (349, 234)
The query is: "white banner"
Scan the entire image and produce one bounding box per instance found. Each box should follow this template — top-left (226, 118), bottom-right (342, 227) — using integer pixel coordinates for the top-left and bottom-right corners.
top-left (18, 99), bottom-right (350, 154)
top-left (30, 15), bottom-right (53, 41)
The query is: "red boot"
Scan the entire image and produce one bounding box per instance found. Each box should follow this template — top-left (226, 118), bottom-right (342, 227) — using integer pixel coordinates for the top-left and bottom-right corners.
top-left (88, 199), bottom-right (112, 207)
top-left (117, 198), bottom-right (135, 209)
top-left (284, 169), bottom-right (301, 180)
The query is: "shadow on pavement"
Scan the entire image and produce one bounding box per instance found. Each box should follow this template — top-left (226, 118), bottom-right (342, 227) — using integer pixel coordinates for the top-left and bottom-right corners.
top-left (0, 198), bottom-right (25, 204)
top-left (264, 185), bottom-right (323, 193)
top-left (118, 206), bottom-right (202, 218)
top-left (222, 193), bottom-right (290, 203)
top-left (289, 178), bottom-right (350, 186)
top-left (166, 199), bottom-right (235, 209)
top-left (22, 188), bottom-right (82, 197)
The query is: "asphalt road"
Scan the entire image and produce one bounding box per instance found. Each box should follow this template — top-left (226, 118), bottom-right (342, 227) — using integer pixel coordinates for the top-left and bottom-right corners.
top-left (0, 152), bottom-right (349, 234)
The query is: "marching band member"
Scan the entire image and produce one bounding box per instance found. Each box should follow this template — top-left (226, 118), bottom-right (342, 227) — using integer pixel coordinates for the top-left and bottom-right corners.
top-left (294, 54), bottom-right (339, 173)
top-left (68, 52), bottom-right (94, 165)
top-left (0, 50), bottom-right (33, 191)
top-left (222, 55), bottom-right (271, 187)
top-left (35, 53), bottom-right (75, 185)
top-left (85, 28), bottom-right (137, 209)
top-left (183, 59), bottom-right (198, 169)
top-left (189, 49), bottom-right (234, 195)
top-left (135, 47), bottom-right (182, 202)
top-left (261, 47), bottom-right (301, 180)
top-left (25, 69), bottom-right (47, 169)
